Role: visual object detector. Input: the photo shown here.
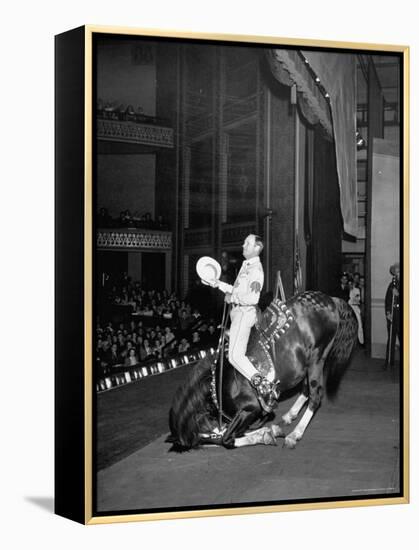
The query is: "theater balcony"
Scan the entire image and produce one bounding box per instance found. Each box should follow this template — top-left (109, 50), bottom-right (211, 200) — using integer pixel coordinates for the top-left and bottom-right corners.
top-left (96, 111), bottom-right (174, 154)
top-left (97, 227), bottom-right (172, 251)
top-left (97, 228), bottom-right (173, 292)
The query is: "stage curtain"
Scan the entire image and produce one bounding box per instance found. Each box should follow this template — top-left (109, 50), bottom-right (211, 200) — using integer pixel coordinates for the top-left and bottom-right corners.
top-left (266, 49), bottom-right (358, 238)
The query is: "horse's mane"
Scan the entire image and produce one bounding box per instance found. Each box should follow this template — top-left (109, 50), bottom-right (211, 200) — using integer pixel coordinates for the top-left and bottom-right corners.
top-left (167, 357), bottom-right (216, 451)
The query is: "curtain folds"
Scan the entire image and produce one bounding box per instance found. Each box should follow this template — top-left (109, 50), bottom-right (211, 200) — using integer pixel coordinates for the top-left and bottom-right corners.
top-left (267, 49), bottom-right (358, 237)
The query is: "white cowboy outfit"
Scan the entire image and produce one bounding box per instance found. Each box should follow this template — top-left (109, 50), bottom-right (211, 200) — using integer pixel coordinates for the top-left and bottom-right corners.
top-left (217, 256), bottom-right (278, 411)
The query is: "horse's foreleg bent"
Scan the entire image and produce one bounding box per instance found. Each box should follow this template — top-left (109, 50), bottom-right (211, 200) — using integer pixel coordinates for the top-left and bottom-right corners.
top-left (284, 406), bottom-right (315, 449)
top-left (284, 367), bottom-right (325, 449)
top-left (234, 424), bottom-right (285, 447)
top-left (234, 425), bottom-right (278, 447)
top-left (281, 378), bottom-right (309, 425)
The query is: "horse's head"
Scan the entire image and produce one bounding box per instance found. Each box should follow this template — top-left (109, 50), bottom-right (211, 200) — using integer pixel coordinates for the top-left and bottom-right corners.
top-left (167, 357), bottom-right (217, 452)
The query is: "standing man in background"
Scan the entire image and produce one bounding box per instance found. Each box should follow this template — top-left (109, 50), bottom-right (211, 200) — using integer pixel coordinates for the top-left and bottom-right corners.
top-left (384, 262), bottom-right (400, 369)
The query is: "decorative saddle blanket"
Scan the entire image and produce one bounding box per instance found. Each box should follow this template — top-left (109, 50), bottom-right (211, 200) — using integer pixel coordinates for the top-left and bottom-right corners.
top-left (248, 299), bottom-right (295, 379)
top-left (256, 299), bottom-right (294, 342)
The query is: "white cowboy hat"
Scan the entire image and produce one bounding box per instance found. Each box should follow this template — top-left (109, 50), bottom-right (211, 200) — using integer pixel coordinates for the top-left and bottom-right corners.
top-left (196, 256), bottom-right (221, 285)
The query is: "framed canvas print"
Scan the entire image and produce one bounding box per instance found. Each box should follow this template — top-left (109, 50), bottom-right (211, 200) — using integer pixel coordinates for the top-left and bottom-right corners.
top-left (55, 25), bottom-right (409, 524)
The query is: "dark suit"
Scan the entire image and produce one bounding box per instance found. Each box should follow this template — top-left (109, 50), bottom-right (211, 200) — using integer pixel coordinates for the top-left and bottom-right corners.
top-left (104, 349), bottom-right (122, 366)
top-left (384, 277), bottom-right (400, 367)
top-left (334, 284), bottom-right (349, 302)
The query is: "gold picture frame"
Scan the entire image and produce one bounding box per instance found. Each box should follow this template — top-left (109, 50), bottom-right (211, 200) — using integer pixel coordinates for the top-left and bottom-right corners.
top-left (55, 25), bottom-right (409, 524)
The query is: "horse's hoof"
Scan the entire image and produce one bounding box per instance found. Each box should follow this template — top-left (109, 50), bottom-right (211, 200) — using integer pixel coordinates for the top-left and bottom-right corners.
top-left (271, 424), bottom-right (285, 438)
top-left (199, 434), bottom-right (223, 446)
top-left (281, 413), bottom-right (294, 425)
top-left (284, 435), bottom-right (298, 449)
top-left (262, 428), bottom-right (277, 446)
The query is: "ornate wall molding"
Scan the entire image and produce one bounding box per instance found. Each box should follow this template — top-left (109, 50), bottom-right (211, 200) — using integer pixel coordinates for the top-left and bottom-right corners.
top-left (97, 229), bottom-right (172, 250)
top-left (97, 119), bottom-right (174, 148)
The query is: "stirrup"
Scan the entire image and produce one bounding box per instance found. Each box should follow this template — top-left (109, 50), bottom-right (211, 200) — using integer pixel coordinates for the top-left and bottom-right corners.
top-left (251, 374), bottom-right (280, 413)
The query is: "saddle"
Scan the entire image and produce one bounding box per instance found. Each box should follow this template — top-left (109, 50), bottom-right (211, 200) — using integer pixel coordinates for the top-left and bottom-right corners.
top-left (210, 299), bottom-right (295, 420)
top-left (248, 299), bottom-right (295, 379)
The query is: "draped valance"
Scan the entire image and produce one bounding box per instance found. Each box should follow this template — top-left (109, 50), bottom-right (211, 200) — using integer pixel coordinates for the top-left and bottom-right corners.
top-left (267, 49), bottom-right (358, 237)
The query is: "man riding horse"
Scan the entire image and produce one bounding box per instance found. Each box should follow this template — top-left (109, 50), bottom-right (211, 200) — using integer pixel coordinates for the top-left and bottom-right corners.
top-left (204, 234), bottom-right (279, 412)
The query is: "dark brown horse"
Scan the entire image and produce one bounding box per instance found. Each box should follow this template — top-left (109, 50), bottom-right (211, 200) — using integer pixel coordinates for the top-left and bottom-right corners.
top-left (167, 291), bottom-right (358, 451)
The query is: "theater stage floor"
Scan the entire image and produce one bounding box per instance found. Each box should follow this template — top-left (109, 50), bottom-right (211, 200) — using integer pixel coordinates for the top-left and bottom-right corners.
top-left (95, 350), bottom-right (402, 514)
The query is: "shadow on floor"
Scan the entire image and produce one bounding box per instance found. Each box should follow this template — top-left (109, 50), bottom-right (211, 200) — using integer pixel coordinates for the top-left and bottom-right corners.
top-left (25, 496), bottom-right (54, 514)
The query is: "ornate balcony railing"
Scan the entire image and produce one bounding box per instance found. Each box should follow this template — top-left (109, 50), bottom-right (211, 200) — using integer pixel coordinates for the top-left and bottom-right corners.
top-left (97, 118), bottom-right (174, 148)
top-left (97, 228), bottom-right (172, 251)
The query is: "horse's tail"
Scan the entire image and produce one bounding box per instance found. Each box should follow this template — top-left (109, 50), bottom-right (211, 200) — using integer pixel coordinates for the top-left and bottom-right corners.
top-left (325, 297), bottom-right (358, 399)
top-left (167, 357), bottom-right (215, 452)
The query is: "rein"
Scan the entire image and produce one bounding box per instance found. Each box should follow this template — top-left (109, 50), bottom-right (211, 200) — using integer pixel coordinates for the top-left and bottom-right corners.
top-left (210, 301), bottom-right (232, 428)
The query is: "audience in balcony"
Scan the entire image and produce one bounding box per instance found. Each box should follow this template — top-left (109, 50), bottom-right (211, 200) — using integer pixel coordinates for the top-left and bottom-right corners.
top-left (97, 207), bottom-right (169, 230)
top-left (96, 98), bottom-right (168, 126)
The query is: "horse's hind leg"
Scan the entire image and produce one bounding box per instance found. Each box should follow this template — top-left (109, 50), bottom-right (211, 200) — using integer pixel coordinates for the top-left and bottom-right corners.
top-left (281, 378), bottom-right (309, 425)
top-left (284, 365), bottom-right (325, 449)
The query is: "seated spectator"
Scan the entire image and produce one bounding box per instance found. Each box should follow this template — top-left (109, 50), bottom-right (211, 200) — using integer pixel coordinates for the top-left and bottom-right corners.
top-left (178, 309), bottom-right (192, 331)
top-left (117, 333), bottom-right (125, 351)
top-left (142, 338), bottom-right (155, 359)
top-left (192, 308), bottom-right (202, 322)
top-left (155, 214), bottom-right (168, 229)
top-left (162, 308), bottom-right (173, 319)
top-left (123, 340), bottom-right (134, 359)
top-left (141, 304), bottom-right (153, 316)
top-left (154, 338), bottom-right (164, 358)
top-left (105, 343), bottom-right (123, 367)
top-left (125, 348), bottom-right (139, 367)
top-left (97, 207), bottom-right (112, 228)
top-left (141, 212), bottom-right (153, 228)
top-left (164, 326), bottom-right (175, 345)
top-left (191, 331), bottom-right (201, 348)
top-left (206, 324), bottom-right (219, 347)
top-left (178, 338), bottom-right (190, 353)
